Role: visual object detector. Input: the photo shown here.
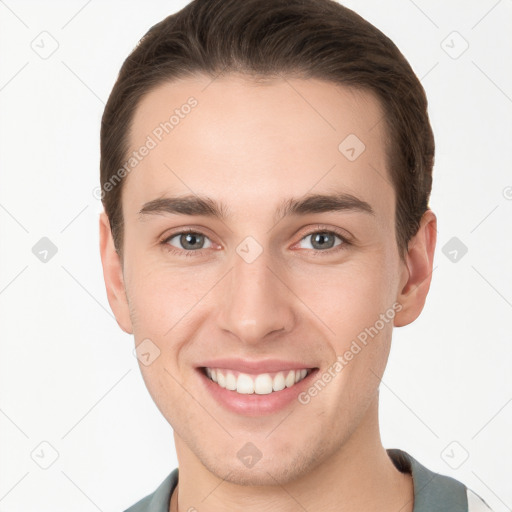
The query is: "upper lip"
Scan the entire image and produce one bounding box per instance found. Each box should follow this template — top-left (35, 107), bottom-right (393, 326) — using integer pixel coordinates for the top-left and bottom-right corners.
top-left (198, 358), bottom-right (317, 374)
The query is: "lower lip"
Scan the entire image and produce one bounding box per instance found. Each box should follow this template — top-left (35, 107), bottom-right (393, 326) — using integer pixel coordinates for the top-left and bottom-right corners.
top-left (197, 368), bottom-right (318, 416)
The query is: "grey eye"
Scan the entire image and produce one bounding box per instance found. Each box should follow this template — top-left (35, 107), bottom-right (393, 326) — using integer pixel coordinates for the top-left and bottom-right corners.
top-left (299, 232), bottom-right (343, 251)
top-left (167, 232), bottom-right (213, 251)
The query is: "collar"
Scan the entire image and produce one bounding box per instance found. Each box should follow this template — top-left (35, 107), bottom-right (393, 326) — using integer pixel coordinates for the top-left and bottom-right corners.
top-left (125, 448), bottom-right (468, 512)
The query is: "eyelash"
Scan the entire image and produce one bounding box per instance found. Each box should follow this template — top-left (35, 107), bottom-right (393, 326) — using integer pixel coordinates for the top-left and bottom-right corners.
top-left (160, 225), bottom-right (352, 257)
top-left (160, 225), bottom-right (352, 258)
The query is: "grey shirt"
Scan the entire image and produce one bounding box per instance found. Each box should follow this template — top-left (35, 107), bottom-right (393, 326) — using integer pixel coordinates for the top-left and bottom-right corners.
top-left (124, 448), bottom-right (493, 512)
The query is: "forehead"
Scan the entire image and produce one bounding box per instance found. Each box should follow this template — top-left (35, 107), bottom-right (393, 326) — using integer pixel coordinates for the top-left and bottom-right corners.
top-left (124, 74), bottom-right (394, 224)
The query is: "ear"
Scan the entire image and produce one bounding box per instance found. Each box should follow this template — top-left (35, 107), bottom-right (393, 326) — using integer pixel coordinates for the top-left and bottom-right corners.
top-left (99, 211), bottom-right (133, 334)
top-left (394, 209), bottom-right (437, 328)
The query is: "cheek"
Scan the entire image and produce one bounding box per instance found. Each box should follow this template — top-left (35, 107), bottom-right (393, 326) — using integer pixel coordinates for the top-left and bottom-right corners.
top-left (292, 256), bottom-right (397, 339)
top-left (124, 237), bottom-right (400, 346)
top-left (124, 256), bottom-right (212, 338)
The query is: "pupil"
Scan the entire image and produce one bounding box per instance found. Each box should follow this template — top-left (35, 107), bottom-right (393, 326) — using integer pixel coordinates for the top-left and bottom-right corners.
top-left (182, 233), bottom-right (202, 250)
top-left (313, 233), bottom-right (333, 249)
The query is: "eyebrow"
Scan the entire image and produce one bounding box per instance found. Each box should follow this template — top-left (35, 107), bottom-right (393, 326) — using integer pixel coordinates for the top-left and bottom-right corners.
top-left (137, 192), bottom-right (375, 224)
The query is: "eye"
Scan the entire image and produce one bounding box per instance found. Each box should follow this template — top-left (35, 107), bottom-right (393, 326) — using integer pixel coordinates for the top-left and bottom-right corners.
top-left (163, 230), bottom-right (213, 253)
top-left (295, 228), bottom-right (349, 253)
top-left (160, 226), bottom-right (351, 257)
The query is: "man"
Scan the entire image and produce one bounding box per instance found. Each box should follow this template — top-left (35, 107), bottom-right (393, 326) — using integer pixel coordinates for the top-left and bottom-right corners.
top-left (98, 0), bottom-right (494, 510)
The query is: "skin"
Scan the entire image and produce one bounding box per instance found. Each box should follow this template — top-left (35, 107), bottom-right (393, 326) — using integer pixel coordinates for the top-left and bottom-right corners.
top-left (99, 74), bottom-right (437, 512)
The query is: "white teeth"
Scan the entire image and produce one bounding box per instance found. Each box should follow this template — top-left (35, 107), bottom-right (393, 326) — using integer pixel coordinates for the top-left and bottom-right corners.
top-left (225, 372), bottom-right (237, 390)
top-left (217, 371), bottom-right (226, 388)
top-left (285, 370), bottom-right (296, 388)
top-left (273, 372), bottom-right (286, 391)
top-left (254, 374), bottom-right (273, 395)
top-left (236, 373), bottom-right (254, 394)
top-left (205, 367), bottom-right (310, 394)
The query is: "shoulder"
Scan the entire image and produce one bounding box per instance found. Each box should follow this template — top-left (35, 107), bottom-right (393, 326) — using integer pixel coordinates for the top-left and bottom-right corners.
top-left (387, 448), bottom-right (495, 512)
top-left (123, 469), bottom-right (178, 512)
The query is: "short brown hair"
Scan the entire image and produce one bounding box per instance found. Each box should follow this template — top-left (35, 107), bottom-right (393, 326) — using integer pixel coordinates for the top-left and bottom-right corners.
top-left (100, 0), bottom-right (434, 261)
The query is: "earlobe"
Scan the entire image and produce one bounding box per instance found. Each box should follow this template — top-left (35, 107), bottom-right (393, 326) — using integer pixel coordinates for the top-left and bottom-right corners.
top-left (98, 212), bottom-right (133, 334)
top-left (394, 209), bottom-right (437, 328)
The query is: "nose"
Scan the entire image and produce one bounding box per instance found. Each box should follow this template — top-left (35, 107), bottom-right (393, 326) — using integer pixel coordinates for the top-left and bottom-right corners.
top-left (215, 247), bottom-right (297, 346)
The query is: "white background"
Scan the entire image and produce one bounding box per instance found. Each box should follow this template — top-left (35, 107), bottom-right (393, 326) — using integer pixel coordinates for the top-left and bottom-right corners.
top-left (0, 0), bottom-right (511, 510)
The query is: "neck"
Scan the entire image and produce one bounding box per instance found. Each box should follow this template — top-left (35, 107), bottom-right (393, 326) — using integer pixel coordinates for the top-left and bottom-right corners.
top-left (170, 396), bottom-right (414, 512)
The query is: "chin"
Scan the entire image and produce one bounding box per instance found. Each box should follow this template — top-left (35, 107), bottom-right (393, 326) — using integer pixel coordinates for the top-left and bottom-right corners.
top-left (200, 445), bottom-right (326, 487)
top-left (207, 462), bottom-right (296, 487)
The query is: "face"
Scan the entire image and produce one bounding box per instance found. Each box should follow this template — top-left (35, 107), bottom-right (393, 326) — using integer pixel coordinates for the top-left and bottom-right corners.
top-left (100, 74), bottom-right (434, 486)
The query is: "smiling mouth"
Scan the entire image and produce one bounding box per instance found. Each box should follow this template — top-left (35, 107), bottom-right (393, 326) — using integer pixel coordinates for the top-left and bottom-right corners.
top-left (201, 367), bottom-right (315, 395)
